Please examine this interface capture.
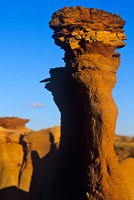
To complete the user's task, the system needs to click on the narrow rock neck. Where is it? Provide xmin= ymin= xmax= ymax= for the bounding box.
xmin=47 ymin=63 xmax=122 ymax=199
xmin=43 ymin=6 xmax=131 ymax=200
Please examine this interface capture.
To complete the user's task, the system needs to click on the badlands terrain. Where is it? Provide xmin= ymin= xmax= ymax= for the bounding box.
xmin=1 ymin=5 xmax=133 ymax=200
xmin=0 ymin=117 xmax=134 ymax=200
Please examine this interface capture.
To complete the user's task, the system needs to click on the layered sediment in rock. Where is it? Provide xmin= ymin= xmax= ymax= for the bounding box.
xmin=0 ymin=117 xmax=29 ymax=130
xmin=42 ymin=6 xmax=131 ymax=200
xmin=0 ymin=117 xmax=60 ymax=195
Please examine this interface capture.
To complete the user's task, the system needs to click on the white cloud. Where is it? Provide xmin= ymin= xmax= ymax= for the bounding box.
xmin=28 ymin=102 xmax=44 ymax=108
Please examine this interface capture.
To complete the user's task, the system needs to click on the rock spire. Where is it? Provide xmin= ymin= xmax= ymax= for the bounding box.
xmin=42 ymin=6 xmax=130 ymax=200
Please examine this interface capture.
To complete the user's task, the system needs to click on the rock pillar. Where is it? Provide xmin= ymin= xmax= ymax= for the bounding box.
xmin=42 ymin=6 xmax=130 ymax=200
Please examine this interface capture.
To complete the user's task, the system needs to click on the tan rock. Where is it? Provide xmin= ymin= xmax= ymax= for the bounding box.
xmin=0 ymin=127 xmax=32 ymax=192
xmin=41 ymin=6 xmax=131 ymax=200
xmin=0 ymin=143 xmax=23 ymax=189
xmin=0 ymin=125 xmax=60 ymax=192
xmin=0 ymin=117 xmax=30 ymax=130
xmin=25 ymin=126 xmax=60 ymax=158
xmin=0 ymin=121 xmax=133 ymax=198
xmin=120 ymin=158 xmax=134 ymax=200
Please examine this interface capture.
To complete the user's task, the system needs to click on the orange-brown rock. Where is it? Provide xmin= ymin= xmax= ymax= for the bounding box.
xmin=42 ymin=6 xmax=131 ymax=200
xmin=0 ymin=125 xmax=60 ymax=195
xmin=0 ymin=117 xmax=29 ymax=130
xmin=120 ymin=158 xmax=134 ymax=200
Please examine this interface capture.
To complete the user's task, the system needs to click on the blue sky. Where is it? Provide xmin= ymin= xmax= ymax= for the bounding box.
xmin=0 ymin=0 xmax=134 ymax=136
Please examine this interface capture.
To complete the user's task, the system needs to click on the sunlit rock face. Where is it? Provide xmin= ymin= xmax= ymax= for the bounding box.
xmin=0 ymin=117 xmax=32 ymax=192
xmin=0 ymin=117 xmax=60 ymax=196
xmin=0 ymin=117 xmax=30 ymax=130
xmin=43 ymin=6 xmax=131 ymax=200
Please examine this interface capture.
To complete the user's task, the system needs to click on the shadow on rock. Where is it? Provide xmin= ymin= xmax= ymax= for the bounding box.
xmin=28 ymin=132 xmax=58 ymax=200
xmin=0 ymin=186 xmax=28 ymax=200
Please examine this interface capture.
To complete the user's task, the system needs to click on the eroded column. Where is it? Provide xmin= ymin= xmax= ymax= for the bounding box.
xmin=42 ymin=6 xmax=130 ymax=200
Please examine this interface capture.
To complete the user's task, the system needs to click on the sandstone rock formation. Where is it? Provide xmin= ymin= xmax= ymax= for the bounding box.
xmin=120 ymin=158 xmax=134 ymax=200
xmin=0 ymin=117 xmax=32 ymax=192
xmin=0 ymin=117 xmax=29 ymax=130
xmin=0 ymin=117 xmax=60 ymax=196
xmin=0 ymin=118 xmax=134 ymax=199
xmin=42 ymin=6 xmax=131 ymax=200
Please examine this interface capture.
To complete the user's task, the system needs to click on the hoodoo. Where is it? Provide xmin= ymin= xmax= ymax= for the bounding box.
xmin=42 ymin=6 xmax=130 ymax=200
